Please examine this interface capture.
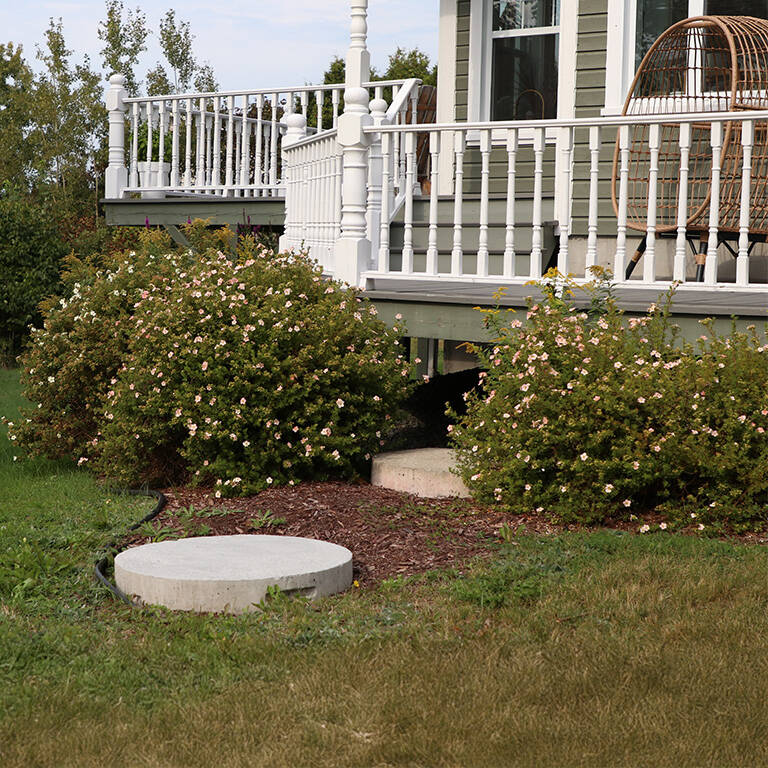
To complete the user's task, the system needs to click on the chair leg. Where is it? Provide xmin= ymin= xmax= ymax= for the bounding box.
xmin=695 ymin=239 xmax=707 ymax=282
xmin=625 ymin=236 xmax=647 ymax=279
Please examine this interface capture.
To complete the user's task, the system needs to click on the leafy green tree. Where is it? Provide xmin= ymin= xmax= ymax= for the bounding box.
xmin=145 ymin=62 xmax=173 ymax=96
xmin=31 ymin=19 xmax=105 ymax=204
xmin=382 ymin=47 xmax=436 ymax=86
xmin=0 ymin=43 xmax=34 ymax=189
xmin=194 ymin=62 xmax=218 ymax=93
xmin=97 ymin=0 xmax=149 ymax=97
xmin=158 ymin=10 xmax=196 ymax=92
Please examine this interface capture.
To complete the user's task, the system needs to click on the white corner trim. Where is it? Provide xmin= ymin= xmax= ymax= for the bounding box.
xmin=557 ymin=0 xmax=578 ymax=120
xmin=467 ymin=0 xmax=487 ymax=122
xmin=605 ymin=0 xmax=633 ymax=113
xmin=437 ymin=0 xmax=458 ymax=124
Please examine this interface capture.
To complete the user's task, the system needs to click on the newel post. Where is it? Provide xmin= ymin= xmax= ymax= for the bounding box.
xmin=333 ymin=0 xmax=372 ymax=287
xmin=278 ymin=113 xmax=308 ymax=253
xmin=105 ymin=74 xmax=128 ymax=199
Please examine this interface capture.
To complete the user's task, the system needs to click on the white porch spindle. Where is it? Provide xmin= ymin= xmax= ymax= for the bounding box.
xmin=254 ymin=95 xmax=264 ymax=194
xmin=531 ymin=127 xmax=545 ymax=278
xmin=379 ymin=132 xmax=392 ymax=272
xmin=366 ymin=97 xmax=387 ymax=263
xmin=225 ymin=95 xmax=235 ymax=192
xmin=212 ymin=97 xmax=221 ymax=191
xmin=737 ymin=119 xmax=754 ymax=286
xmin=205 ymin=114 xmax=212 ymax=186
xmin=269 ymin=92 xmax=279 ymax=195
xmin=157 ymin=102 xmax=166 ymax=189
xmin=674 ymin=123 xmax=691 ymax=281
xmin=332 ymin=89 xmax=340 ymax=127
xmin=241 ymin=96 xmax=251 ymax=191
xmin=146 ymin=102 xmax=153 ymax=165
xmin=401 ymin=131 xmax=416 ymax=273
xmin=426 ymin=130 xmax=441 ymax=275
xmin=503 ymin=128 xmax=518 ymax=276
xmin=586 ymin=125 xmax=600 ymax=269
xmin=614 ymin=124 xmax=630 ymax=279
xmin=557 ymin=126 xmax=573 ymax=274
xmin=130 ymin=102 xmax=139 ymax=188
xmin=451 ymin=130 xmax=465 ymax=275
xmin=477 ymin=128 xmax=491 ymax=276
xmin=643 ymin=123 xmax=661 ymax=283
xmin=315 ymin=90 xmax=323 ymax=131
xmin=184 ymin=98 xmax=193 ymax=187
xmin=105 ymin=74 xmax=128 ymax=198
xmin=171 ymin=99 xmax=180 ymax=186
xmin=705 ymin=121 xmax=723 ymax=284
xmin=196 ymin=98 xmax=206 ymax=190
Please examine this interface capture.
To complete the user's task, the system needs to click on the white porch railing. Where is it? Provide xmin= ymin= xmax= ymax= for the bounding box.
xmin=360 ymin=110 xmax=768 ymax=292
xmin=104 ymin=75 xmax=420 ymax=199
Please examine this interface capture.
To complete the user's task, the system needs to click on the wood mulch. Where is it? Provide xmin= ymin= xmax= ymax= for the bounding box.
xmin=124 ymin=480 xmax=768 ymax=587
xmin=124 ymin=481 xmax=560 ymax=586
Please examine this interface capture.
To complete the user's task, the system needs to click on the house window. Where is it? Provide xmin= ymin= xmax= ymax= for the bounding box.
xmin=636 ymin=0 xmax=768 ymax=70
xmin=490 ymin=1 xmax=561 ymax=120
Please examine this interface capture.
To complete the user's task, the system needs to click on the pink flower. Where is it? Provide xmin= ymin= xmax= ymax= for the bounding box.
xmin=201 ymin=361 xmax=208 ymax=371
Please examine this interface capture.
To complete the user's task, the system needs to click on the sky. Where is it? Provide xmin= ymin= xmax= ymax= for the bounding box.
xmin=0 ymin=0 xmax=438 ymax=90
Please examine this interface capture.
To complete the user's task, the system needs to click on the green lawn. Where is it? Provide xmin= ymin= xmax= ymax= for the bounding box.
xmin=3 ymin=366 xmax=768 ymax=767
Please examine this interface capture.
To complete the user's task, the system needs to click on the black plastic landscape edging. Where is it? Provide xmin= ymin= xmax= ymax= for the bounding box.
xmin=94 ymin=489 xmax=167 ymax=605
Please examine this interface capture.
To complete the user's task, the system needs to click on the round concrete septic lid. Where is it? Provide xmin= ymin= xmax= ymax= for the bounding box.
xmin=114 ymin=535 xmax=353 ymax=613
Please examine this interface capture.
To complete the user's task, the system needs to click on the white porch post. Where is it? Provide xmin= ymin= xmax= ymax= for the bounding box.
xmin=105 ymin=74 xmax=128 ymax=199
xmin=278 ymin=113 xmax=308 ymax=253
xmin=333 ymin=0 xmax=372 ymax=287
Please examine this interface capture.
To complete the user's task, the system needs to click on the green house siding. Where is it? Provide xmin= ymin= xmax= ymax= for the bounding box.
xmin=455 ymin=0 xmax=470 ymax=122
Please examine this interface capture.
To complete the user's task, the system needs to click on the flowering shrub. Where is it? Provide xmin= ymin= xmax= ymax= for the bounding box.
xmin=450 ymin=274 xmax=768 ymax=531
xmin=9 ymin=231 xmax=410 ymax=494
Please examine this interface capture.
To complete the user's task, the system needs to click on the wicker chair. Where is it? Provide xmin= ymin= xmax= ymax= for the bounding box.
xmin=611 ymin=15 xmax=768 ymax=280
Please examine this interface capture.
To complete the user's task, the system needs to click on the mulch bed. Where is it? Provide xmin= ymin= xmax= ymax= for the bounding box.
xmin=124 ymin=480 xmax=768 ymax=587
xmin=124 ymin=481 xmax=560 ymax=586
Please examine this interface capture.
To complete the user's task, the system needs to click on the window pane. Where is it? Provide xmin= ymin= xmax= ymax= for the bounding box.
xmin=491 ymin=34 xmax=559 ymax=120
xmin=493 ymin=0 xmax=560 ymax=31
xmin=635 ymin=0 xmax=688 ymax=71
xmin=705 ymin=0 xmax=767 ymax=16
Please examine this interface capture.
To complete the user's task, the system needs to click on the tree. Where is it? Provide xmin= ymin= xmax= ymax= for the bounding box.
xmin=382 ymin=47 xmax=436 ymax=87
xmin=97 ymin=0 xmax=149 ymax=97
xmin=194 ymin=62 xmax=218 ymax=93
xmin=31 ymin=19 xmax=105 ymax=204
xmin=0 ymin=43 xmax=34 ymax=188
xmin=145 ymin=62 xmax=173 ymax=96
xmin=158 ymin=10 xmax=196 ymax=92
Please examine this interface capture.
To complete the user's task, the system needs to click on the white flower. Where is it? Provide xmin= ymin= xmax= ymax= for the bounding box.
xmin=266 ymin=477 xmax=273 ymax=484
xmin=336 ymin=398 xmax=345 ymax=408
xmin=659 ymin=522 xmax=668 ymax=530
xmin=623 ymin=499 xmax=632 ymax=507
xmin=580 ymin=452 xmax=588 ymax=461
xmin=639 ymin=524 xmax=650 ymax=533
xmin=604 ymin=484 xmax=614 ymax=493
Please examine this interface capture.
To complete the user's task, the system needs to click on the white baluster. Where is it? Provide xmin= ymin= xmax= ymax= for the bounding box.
xmin=503 ymin=128 xmax=518 ymax=277
xmin=212 ymin=97 xmax=221 ymax=192
xmin=557 ymin=126 xmax=573 ymax=275
xmin=426 ymin=130 xmax=440 ymax=275
xmin=705 ymin=121 xmax=723 ymax=284
xmin=241 ymin=95 xmax=251 ymax=193
xmin=157 ymin=101 xmax=166 ymax=189
xmin=254 ymin=95 xmax=264 ymax=195
xmin=184 ymin=97 xmax=192 ymax=187
xmin=130 ymin=101 xmax=139 ymax=188
xmin=170 ymin=99 xmax=180 ymax=187
xmin=205 ymin=113 xmax=212 ymax=186
xmin=269 ymin=92 xmax=279 ymax=195
xmin=674 ymin=123 xmax=691 ymax=282
xmin=643 ymin=123 xmax=661 ymax=283
xmin=145 ymin=102 xmax=153 ymax=171
xmin=225 ymin=95 xmax=235 ymax=194
xmin=332 ymin=89 xmax=340 ymax=128
xmin=451 ymin=130 xmax=465 ymax=276
xmin=379 ymin=132 xmax=392 ymax=272
xmin=737 ymin=119 xmax=754 ymax=286
xmin=531 ymin=128 xmax=545 ymax=278
xmin=196 ymin=98 xmax=205 ymax=190
xmin=300 ymin=90 xmax=308 ymax=120
xmin=235 ymin=120 xmax=242 ymax=197
xmin=586 ymin=125 xmax=600 ymax=270
xmin=315 ymin=90 xmax=323 ymax=132
xmin=614 ymin=124 xmax=630 ymax=280
xmin=105 ymin=74 xmax=128 ymax=198
xmin=477 ymin=129 xmax=491 ymax=276
xmin=367 ymin=98 xmax=387 ymax=263
xmin=401 ymin=131 xmax=416 ymax=273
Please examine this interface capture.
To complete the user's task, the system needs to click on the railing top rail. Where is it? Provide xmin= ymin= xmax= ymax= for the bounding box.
xmin=123 ymin=79 xmax=415 ymax=104
xmin=384 ymin=78 xmax=422 ymax=121
xmin=365 ymin=109 xmax=768 ymax=134
xmin=283 ymin=128 xmax=339 ymax=152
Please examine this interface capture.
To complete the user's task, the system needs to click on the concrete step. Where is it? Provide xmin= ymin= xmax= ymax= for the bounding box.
xmin=371 ymin=448 xmax=470 ymax=498
xmin=115 ymin=535 xmax=353 ymax=613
